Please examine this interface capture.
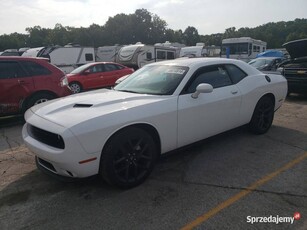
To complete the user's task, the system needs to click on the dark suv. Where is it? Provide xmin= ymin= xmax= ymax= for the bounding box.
xmin=279 ymin=39 xmax=307 ymax=95
xmin=0 ymin=56 xmax=71 ymax=116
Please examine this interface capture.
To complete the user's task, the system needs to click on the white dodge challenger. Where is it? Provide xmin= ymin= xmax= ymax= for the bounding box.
xmin=22 ymin=58 xmax=287 ymax=188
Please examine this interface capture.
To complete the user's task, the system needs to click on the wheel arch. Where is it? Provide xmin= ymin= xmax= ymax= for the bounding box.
xmin=22 ymin=90 xmax=58 ymax=111
xmin=101 ymin=123 xmax=162 ymax=157
xmin=69 ymin=80 xmax=82 ymax=85
xmin=248 ymin=92 xmax=276 ymax=134
xmin=260 ymin=93 xmax=275 ymax=108
xmin=250 ymin=93 xmax=275 ymax=114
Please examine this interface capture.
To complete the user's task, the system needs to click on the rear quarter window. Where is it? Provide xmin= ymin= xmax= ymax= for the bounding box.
xmin=0 ymin=61 xmax=26 ymax=79
xmin=22 ymin=61 xmax=52 ymax=76
xmin=225 ymin=64 xmax=247 ymax=84
xmin=105 ymin=64 xmax=121 ymax=71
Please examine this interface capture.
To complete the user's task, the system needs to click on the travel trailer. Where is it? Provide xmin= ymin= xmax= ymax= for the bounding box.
xmin=179 ymin=43 xmax=207 ymax=57
xmin=95 ymin=45 xmax=122 ymax=62
xmin=116 ymin=42 xmax=180 ymax=69
xmin=22 ymin=45 xmax=95 ymax=73
xmin=221 ymin=37 xmax=267 ymax=62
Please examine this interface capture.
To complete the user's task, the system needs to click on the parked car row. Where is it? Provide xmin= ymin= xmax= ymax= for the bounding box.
xmin=2 ymin=39 xmax=306 ymax=117
xmin=0 ymin=56 xmax=71 ymax=117
xmin=0 ymin=57 xmax=134 ymax=116
xmin=248 ymin=39 xmax=307 ymax=96
xmin=279 ymin=39 xmax=307 ymax=95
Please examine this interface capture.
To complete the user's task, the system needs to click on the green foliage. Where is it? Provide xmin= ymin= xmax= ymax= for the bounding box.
xmin=207 ymin=18 xmax=307 ymax=48
xmin=0 ymin=9 xmax=306 ymax=51
xmin=183 ymin=26 xmax=200 ymax=46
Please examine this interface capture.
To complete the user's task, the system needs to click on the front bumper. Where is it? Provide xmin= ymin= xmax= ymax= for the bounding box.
xmin=286 ymin=78 xmax=307 ymax=94
xmin=35 ymin=156 xmax=79 ymax=182
xmin=22 ymin=110 xmax=101 ymax=178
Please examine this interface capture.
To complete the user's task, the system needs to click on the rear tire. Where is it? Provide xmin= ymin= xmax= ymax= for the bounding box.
xmin=249 ymin=96 xmax=274 ymax=134
xmin=100 ymin=127 xmax=158 ymax=189
xmin=26 ymin=93 xmax=55 ymax=110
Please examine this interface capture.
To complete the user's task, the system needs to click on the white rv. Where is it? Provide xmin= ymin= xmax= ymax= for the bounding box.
xmin=95 ymin=45 xmax=122 ymax=62
xmin=221 ymin=37 xmax=267 ymax=62
xmin=116 ymin=42 xmax=180 ymax=69
xmin=22 ymin=46 xmax=95 ymax=73
xmin=179 ymin=43 xmax=207 ymax=57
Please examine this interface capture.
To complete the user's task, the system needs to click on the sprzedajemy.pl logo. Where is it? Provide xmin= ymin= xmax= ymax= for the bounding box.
xmin=247 ymin=212 xmax=301 ymax=225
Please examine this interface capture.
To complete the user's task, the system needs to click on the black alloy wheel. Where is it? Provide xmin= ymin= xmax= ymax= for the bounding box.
xmin=249 ymin=96 xmax=275 ymax=134
xmin=100 ymin=127 xmax=158 ymax=188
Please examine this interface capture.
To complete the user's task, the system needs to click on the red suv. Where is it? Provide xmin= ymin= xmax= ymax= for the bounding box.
xmin=0 ymin=56 xmax=71 ymax=116
xmin=67 ymin=62 xmax=134 ymax=93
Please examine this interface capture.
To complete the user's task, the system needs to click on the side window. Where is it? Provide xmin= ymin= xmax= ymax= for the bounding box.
xmin=225 ymin=64 xmax=247 ymax=84
xmin=114 ymin=64 xmax=124 ymax=70
xmin=22 ymin=61 xmax=51 ymax=76
xmin=85 ymin=53 xmax=94 ymax=61
xmin=146 ymin=52 xmax=152 ymax=60
xmin=89 ymin=64 xmax=104 ymax=73
xmin=157 ymin=51 xmax=166 ymax=59
xmin=167 ymin=51 xmax=175 ymax=60
xmin=186 ymin=65 xmax=232 ymax=93
xmin=105 ymin=64 xmax=119 ymax=71
xmin=0 ymin=61 xmax=26 ymax=79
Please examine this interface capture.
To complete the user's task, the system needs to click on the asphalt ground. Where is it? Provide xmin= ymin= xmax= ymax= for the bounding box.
xmin=0 ymin=95 xmax=306 ymax=230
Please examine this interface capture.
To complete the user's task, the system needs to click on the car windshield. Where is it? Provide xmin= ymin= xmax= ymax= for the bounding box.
xmin=70 ymin=63 xmax=92 ymax=74
xmin=249 ymin=58 xmax=273 ymax=69
xmin=114 ymin=65 xmax=188 ymax=95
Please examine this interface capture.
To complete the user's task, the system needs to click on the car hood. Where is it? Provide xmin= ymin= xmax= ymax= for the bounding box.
xmin=29 ymin=89 xmax=169 ymax=128
xmin=283 ymin=39 xmax=307 ymax=59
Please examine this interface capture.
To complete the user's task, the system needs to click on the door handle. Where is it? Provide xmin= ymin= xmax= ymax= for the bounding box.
xmin=231 ymin=90 xmax=238 ymax=94
xmin=100 ymin=76 xmax=104 ymax=78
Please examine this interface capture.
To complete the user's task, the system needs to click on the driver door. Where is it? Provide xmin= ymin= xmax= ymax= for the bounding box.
xmin=177 ymin=65 xmax=242 ymax=147
xmin=82 ymin=64 xmax=106 ymax=89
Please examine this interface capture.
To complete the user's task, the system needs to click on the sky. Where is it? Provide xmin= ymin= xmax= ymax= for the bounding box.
xmin=0 ymin=0 xmax=306 ymax=36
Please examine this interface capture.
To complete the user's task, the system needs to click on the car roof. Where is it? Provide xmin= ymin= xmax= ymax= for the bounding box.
xmin=0 ymin=56 xmax=49 ymax=61
xmin=88 ymin=61 xmax=122 ymax=65
xmin=147 ymin=57 xmax=245 ymax=68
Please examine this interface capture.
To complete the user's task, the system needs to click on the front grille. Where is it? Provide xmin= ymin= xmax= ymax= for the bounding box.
xmin=27 ymin=124 xmax=65 ymax=149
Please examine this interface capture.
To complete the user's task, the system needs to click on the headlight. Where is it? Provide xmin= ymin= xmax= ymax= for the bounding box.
xmin=61 ymin=76 xmax=69 ymax=87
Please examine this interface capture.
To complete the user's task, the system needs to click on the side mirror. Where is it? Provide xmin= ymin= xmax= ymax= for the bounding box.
xmin=191 ymin=83 xmax=213 ymax=99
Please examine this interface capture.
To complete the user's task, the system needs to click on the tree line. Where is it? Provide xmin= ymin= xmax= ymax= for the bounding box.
xmin=0 ymin=9 xmax=306 ymax=51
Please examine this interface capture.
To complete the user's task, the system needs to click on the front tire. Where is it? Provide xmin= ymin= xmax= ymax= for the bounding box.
xmin=249 ymin=96 xmax=275 ymax=134
xmin=69 ymin=82 xmax=82 ymax=94
xmin=100 ymin=127 xmax=158 ymax=189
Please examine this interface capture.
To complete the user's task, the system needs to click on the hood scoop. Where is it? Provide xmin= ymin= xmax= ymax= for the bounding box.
xmin=73 ymin=104 xmax=93 ymax=108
